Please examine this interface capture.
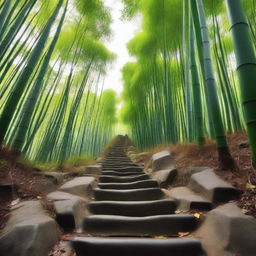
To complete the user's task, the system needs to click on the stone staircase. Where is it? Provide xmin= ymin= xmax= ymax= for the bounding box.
xmin=2 ymin=136 xmax=255 ymax=256
xmin=72 ymin=139 xmax=203 ymax=256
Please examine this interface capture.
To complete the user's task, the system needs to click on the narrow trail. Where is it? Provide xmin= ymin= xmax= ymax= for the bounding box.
xmin=72 ymin=137 xmax=203 ymax=256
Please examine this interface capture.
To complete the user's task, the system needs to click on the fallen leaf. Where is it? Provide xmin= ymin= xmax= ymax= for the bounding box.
xmin=246 ymin=183 xmax=256 ymax=189
xmin=10 ymin=198 xmax=20 ymax=206
xmin=178 ymin=232 xmax=190 ymax=237
xmin=193 ymin=213 xmax=201 ymax=219
xmin=154 ymin=235 xmax=168 ymax=239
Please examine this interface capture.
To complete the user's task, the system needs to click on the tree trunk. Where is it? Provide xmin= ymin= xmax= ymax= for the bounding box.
xmin=226 ymin=0 xmax=256 ymax=175
xmin=191 ymin=0 xmax=235 ymax=170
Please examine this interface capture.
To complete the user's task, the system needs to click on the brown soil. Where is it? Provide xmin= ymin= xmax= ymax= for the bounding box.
xmin=0 ymin=149 xmax=58 ymax=233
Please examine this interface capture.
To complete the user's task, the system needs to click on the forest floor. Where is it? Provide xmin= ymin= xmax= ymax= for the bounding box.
xmin=0 ymin=132 xmax=255 ymax=235
xmin=138 ymin=132 xmax=256 ymax=217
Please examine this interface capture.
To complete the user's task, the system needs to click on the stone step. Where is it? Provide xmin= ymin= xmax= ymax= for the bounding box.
xmin=102 ymin=169 xmax=143 ymax=174
xmin=99 ymin=174 xmax=149 ymax=183
xmin=93 ymin=188 xmax=163 ymax=201
xmin=104 ymin=157 xmax=130 ymax=160
xmin=103 ymin=163 xmax=139 ymax=168
xmin=167 ymin=186 xmax=213 ymax=211
xmin=101 ymin=171 xmax=144 ymax=176
xmin=103 ymin=161 xmax=136 ymax=164
xmin=103 ymin=167 xmax=143 ymax=172
xmin=72 ymin=237 xmax=202 ymax=256
xmin=107 ymin=153 xmax=126 ymax=156
xmin=88 ymin=199 xmax=177 ymax=216
xmin=83 ymin=214 xmax=198 ymax=236
xmin=98 ymin=180 xmax=158 ymax=190
xmin=188 ymin=170 xmax=242 ymax=203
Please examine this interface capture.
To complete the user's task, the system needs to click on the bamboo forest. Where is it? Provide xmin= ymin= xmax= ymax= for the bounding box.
xmin=0 ymin=0 xmax=254 ymax=168
xmin=1 ymin=0 xmax=256 ymax=255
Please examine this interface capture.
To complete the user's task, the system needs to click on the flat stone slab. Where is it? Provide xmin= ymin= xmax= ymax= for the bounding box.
xmin=82 ymin=165 xmax=102 ymax=175
xmin=151 ymin=169 xmax=178 ymax=188
xmin=103 ymin=162 xmax=138 ymax=166
xmin=93 ymin=187 xmax=164 ymax=201
xmin=184 ymin=167 xmax=212 ymax=179
xmin=59 ymin=177 xmax=97 ymax=198
xmin=168 ymin=187 xmax=212 ymax=211
xmin=188 ymin=170 xmax=241 ymax=203
xmin=47 ymin=191 xmax=87 ymax=231
xmin=72 ymin=237 xmax=202 ymax=256
xmin=151 ymin=150 xmax=175 ymax=172
xmin=88 ymin=199 xmax=177 ymax=216
xmin=100 ymin=174 xmax=149 ymax=183
xmin=98 ymin=180 xmax=158 ymax=190
xmin=101 ymin=170 xmax=144 ymax=176
xmin=0 ymin=200 xmax=58 ymax=256
xmin=83 ymin=214 xmax=198 ymax=236
xmin=196 ymin=203 xmax=256 ymax=256
xmin=103 ymin=167 xmax=143 ymax=172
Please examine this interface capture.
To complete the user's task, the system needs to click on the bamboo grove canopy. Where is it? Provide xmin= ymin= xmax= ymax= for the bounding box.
xmin=0 ymin=0 xmax=117 ymax=163
xmin=0 ymin=0 xmax=256 ymax=167
xmin=120 ymin=0 xmax=256 ymax=167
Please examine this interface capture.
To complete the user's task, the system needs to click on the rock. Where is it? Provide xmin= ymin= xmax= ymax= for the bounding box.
xmin=37 ymin=178 xmax=57 ymax=194
xmin=99 ymin=174 xmax=149 ymax=183
xmin=98 ymin=180 xmax=158 ymax=190
xmin=188 ymin=169 xmax=241 ymax=203
xmin=151 ymin=169 xmax=178 ymax=188
xmin=72 ymin=237 xmax=202 ymax=256
xmin=196 ymin=203 xmax=256 ymax=256
xmin=88 ymin=199 xmax=177 ymax=217
xmin=42 ymin=171 xmax=67 ymax=184
xmin=59 ymin=177 xmax=97 ymax=198
xmin=167 ymin=186 xmax=212 ymax=211
xmin=83 ymin=214 xmax=198 ymax=236
xmin=93 ymin=187 xmax=164 ymax=201
xmin=184 ymin=167 xmax=212 ymax=179
xmin=0 ymin=200 xmax=58 ymax=256
xmin=47 ymin=191 xmax=87 ymax=231
xmin=96 ymin=157 xmax=104 ymax=163
xmin=151 ymin=150 xmax=175 ymax=172
xmin=79 ymin=165 xmax=102 ymax=175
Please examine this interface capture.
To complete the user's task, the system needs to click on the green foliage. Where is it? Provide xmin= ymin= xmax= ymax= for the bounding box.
xmin=0 ymin=0 xmax=117 ymax=163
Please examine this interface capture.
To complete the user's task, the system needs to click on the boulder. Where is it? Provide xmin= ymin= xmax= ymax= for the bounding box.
xmin=151 ymin=169 xmax=178 ymax=188
xmin=47 ymin=191 xmax=87 ymax=231
xmin=37 ymin=178 xmax=57 ymax=194
xmin=167 ymin=186 xmax=212 ymax=211
xmin=42 ymin=171 xmax=67 ymax=184
xmin=79 ymin=165 xmax=102 ymax=175
xmin=184 ymin=167 xmax=212 ymax=179
xmin=151 ymin=150 xmax=175 ymax=172
xmin=0 ymin=200 xmax=58 ymax=256
xmin=96 ymin=157 xmax=104 ymax=163
xmin=59 ymin=177 xmax=97 ymax=198
xmin=188 ymin=169 xmax=241 ymax=203
xmin=196 ymin=203 xmax=256 ymax=256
